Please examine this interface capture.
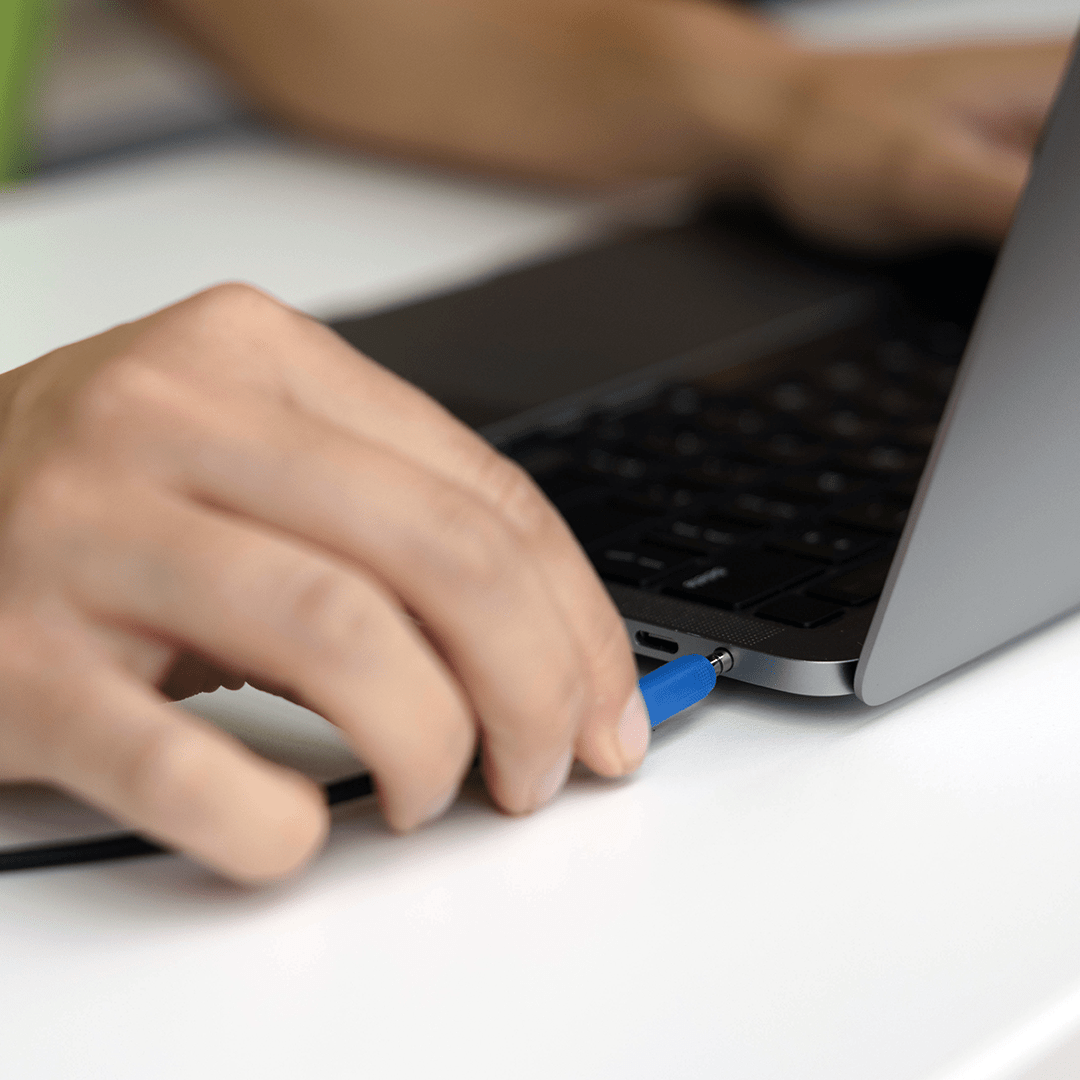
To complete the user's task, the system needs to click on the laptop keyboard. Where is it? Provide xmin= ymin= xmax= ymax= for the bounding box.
xmin=503 ymin=319 xmax=965 ymax=632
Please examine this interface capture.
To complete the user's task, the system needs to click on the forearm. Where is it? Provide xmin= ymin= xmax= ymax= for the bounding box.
xmin=151 ymin=0 xmax=802 ymax=187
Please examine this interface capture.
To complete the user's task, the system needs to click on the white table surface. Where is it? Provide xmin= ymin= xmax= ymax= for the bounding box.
xmin=7 ymin=4 xmax=1080 ymax=1079
xmin=765 ymin=0 xmax=1080 ymax=47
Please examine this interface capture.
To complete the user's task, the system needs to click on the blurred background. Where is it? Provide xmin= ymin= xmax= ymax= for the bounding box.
xmin=32 ymin=0 xmax=1080 ymax=176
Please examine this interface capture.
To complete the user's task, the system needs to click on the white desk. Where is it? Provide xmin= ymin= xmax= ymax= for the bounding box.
xmin=6 ymin=4 xmax=1080 ymax=1079
xmin=764 ymin=0 xmax=1080 ymax=46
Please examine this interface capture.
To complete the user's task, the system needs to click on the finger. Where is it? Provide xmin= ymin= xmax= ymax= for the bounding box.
xmin=454 ymin=451 xmax=648 ymax=777
xmin=87 ymin=282 xmax=641 ymax=790
xmin=894 ymin=125 xmax=1030 ymax=244
xmin=160 ymin=410 xmax=596 ymax=814
xmin=232 ymin=313 xmax=645 ymax=777
xmin=5 ymin=641 xmax=327 ymax=882
xmin=66 ymin=484 xmax=478 ymax=831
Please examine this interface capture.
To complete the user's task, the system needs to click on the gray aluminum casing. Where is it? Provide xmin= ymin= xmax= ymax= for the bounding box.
xmin=855 ymin=42 xmax=1080 ymax=705
xmin=333 ymin=64 xmax=1080 ymax=704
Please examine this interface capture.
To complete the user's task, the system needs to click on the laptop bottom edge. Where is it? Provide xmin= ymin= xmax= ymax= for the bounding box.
xmin=611 ymin=583 xmax=865 ymax=697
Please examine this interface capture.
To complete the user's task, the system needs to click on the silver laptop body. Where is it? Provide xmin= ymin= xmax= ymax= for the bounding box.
xmin=333 ymin=44 xmax=1080 ymax=707
xmin=857 ymin=42 xmax=1080 ymax=704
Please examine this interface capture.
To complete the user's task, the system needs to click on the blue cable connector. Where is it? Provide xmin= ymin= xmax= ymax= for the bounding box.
xmin=638 ymin=648 xmax=733 ymax=727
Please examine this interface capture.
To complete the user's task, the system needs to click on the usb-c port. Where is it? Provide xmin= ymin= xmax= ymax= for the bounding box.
xmin=635 ymin=631 xmax=679 ymax=654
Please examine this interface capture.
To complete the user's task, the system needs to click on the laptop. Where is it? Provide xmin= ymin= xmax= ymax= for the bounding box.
xmin=331 ymin=44 xmax=1080 ymax=708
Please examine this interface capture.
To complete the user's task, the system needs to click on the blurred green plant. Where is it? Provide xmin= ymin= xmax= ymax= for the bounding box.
xmin=1 ymin=0 xmax=55 ymax=186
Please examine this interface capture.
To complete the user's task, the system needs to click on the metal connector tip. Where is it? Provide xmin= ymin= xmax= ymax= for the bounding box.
xmin=707 ymin=648 xmax=734 ymax=675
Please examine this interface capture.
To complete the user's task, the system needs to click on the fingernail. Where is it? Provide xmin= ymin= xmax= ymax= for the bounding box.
xmin=530 ymin=749 xmax=573 ymax=812
xmin=617 ymin=688 xmax=651 ymax=771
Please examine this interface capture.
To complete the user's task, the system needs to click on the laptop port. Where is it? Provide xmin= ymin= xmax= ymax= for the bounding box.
xmin=635 ymin=631 xmax=679 ymax=654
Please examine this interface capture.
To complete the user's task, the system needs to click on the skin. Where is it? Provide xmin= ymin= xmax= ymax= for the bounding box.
xmin=150 ymin=0 xmax=1072 ymax=249
xmin=0 ymin=285 xmax=649 ymax=882
xmin=2 ymin=3 xmax=1070 ymax=883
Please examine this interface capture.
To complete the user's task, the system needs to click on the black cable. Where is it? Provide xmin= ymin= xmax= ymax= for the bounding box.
xmin=0 ymin=652 xmax=725 ymax=874
xmin=0 ymin=771 xmax=375 ymax=874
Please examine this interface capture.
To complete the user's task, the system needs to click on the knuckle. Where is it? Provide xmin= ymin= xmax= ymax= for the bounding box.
xmin=177 ymin=283 xmax=305 ymax=345
xmin=274 ymin=564 xmax=380 ymax=669
xmin=123 ymin=721 xmax=207 ymax=814
xmin=183 ymin=281 xmax=282 ymax=324
xmin=71 ymin=354 xmax=176 ymax=438
xmin=478 ymin=453 xmax=555 ymax=542
xmin=419 ymin=485 xmax=522 ymax=593
xmin=165 ymin=284 xmax=313 ymax=383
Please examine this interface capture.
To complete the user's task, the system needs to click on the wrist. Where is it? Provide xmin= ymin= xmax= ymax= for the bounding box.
xmin=637 ymin=1 xmax=812 ymax=187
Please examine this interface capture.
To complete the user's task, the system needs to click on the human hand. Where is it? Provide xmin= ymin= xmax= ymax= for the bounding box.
xmin=747 ymin=39 xmax=1072 ymax=250
xmin=153 ymin=0 xmax=1067 ymax=250
xmin=0 ymin=285 xmax=647 ymax=882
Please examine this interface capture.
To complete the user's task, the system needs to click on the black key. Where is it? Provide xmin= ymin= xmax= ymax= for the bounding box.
xmin=816 ymin=358 xmax=870 ymax=394
xmin=589 ymin=417 xmax=634 ymax=445
xmin=695 ymin=516 xmax=766 ymax=547
xmin=591 ymin=543 xmax=694 ymax=587
xmin=666 ymin=551 xmax=821 ymax=609
xmin=681 ymin=458 xmax=772 ymax=491
xmin=755 ymin=595 xmax=845 ymax=628
xmin=649 ymin=515 xmax=764 ymax=554
xmin=839 ymin=444 xmax=927 ymax=477
xmin=700 ymin=402 xmax=781 ymax=439
xmin=859 ymin=384 xmax=939 ymax=423
xmin=741 ymin=432 xmax=830 ymax=468
xmin=808 ymin=408 xmax=887 ymax=445
xmin=618 ymin=483 xmax=700 ymax=513
xmin=583 ymin=447 xmax=652 ymax=481
xmin=759 ymin=379 xmax=821 ymax=415
xmin=625 ymin=468 xmax=754 ymax=512
xmin=831 ymin=499 xmax=909 ymax=535
xmin=809 ymin=557 xmax=893 ymax=605
xmin=562 ymin=502 xmax=655 ymax=545
xmin=777 ymin=470 xmax=872 ymax=501
xmin=633 ymin=427 xmax=713 ymax=459
xmin=578 ymin=419 xmax=635 ymax=448
xmin=769 ymin=526 xmax=880 ymax=564
xmin=874 ymin=340 xmax=924 ymax=378
xmin=646 ymin=531 xmax=714 ymax=556
xmin=725 ymin=490 xmax=816 ymax=525
xmin=537 ymin=468 xmax=604 ymax=504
